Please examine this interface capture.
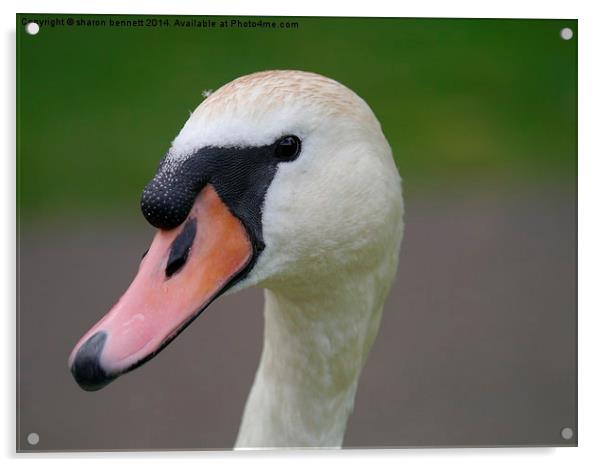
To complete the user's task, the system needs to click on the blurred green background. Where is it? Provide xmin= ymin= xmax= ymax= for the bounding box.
xmin=17 ymin=15 xmax=576 ymax=219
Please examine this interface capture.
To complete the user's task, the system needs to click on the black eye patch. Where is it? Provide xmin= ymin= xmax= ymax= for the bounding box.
xmin=165 ymin=218 xmax=197 ymax=278
xmin=141 ymin=136 xmax=303 ymax=235
xmin=142 ymin=135 xmax=303 ymax=287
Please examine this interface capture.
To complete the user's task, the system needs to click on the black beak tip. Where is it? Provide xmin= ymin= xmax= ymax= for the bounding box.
xmin=70 ymin=331 xmax=116 ymax=391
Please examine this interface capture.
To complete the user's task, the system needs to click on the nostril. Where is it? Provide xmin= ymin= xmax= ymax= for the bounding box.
xmin=166 ymin=218 xmax=197 ymax=278
xmin=70 ymin=331 xmax=115 ymax=391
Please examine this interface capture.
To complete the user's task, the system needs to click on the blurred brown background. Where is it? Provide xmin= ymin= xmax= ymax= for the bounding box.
xmin=17 ymin=15 xmax=576 ymax=450
xmin=18 ymin=184 xmax=576 ymax=450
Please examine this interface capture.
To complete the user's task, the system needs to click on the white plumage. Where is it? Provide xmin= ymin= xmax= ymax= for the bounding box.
xmin=171 ymin=70 xmax=404 ymax=448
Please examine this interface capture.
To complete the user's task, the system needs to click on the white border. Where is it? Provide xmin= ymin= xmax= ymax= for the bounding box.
xmin=3 ymin=1 xmax=600 ymax=466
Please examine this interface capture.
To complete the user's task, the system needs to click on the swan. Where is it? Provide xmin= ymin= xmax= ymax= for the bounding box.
xmin=68 ymin=70 xmax=404 ymax=449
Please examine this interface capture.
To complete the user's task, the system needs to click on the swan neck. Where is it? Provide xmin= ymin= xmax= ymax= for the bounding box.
xmin=235 ymin=277 xmax=384 ymax=448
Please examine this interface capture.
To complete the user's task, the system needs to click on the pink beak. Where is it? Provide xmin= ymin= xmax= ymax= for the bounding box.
xmin=68 ymin=185 xmax=252 ymax=390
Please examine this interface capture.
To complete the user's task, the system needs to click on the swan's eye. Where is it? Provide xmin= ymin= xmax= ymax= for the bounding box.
xmin=275 ymin=135 xmax=301 ymax=161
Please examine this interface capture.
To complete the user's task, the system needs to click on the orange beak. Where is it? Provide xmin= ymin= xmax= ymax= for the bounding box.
xmin=68 ymin=185 xmax=252 ymax=390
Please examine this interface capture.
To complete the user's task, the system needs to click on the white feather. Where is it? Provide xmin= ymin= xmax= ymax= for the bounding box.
xmin=169 ymin=71 xmax=404 ymax=448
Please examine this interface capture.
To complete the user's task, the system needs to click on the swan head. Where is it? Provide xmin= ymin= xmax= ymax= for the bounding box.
xmin=69 ymin=70 xmax=404 ymax=391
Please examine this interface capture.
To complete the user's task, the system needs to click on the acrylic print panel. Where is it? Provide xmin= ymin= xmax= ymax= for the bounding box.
xmin=16 ymin=14 xmax=577 ymax=451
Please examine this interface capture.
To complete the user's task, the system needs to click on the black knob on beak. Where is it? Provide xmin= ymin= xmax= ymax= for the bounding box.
xmin=140 ymin=156 xmax=208 ymax=230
